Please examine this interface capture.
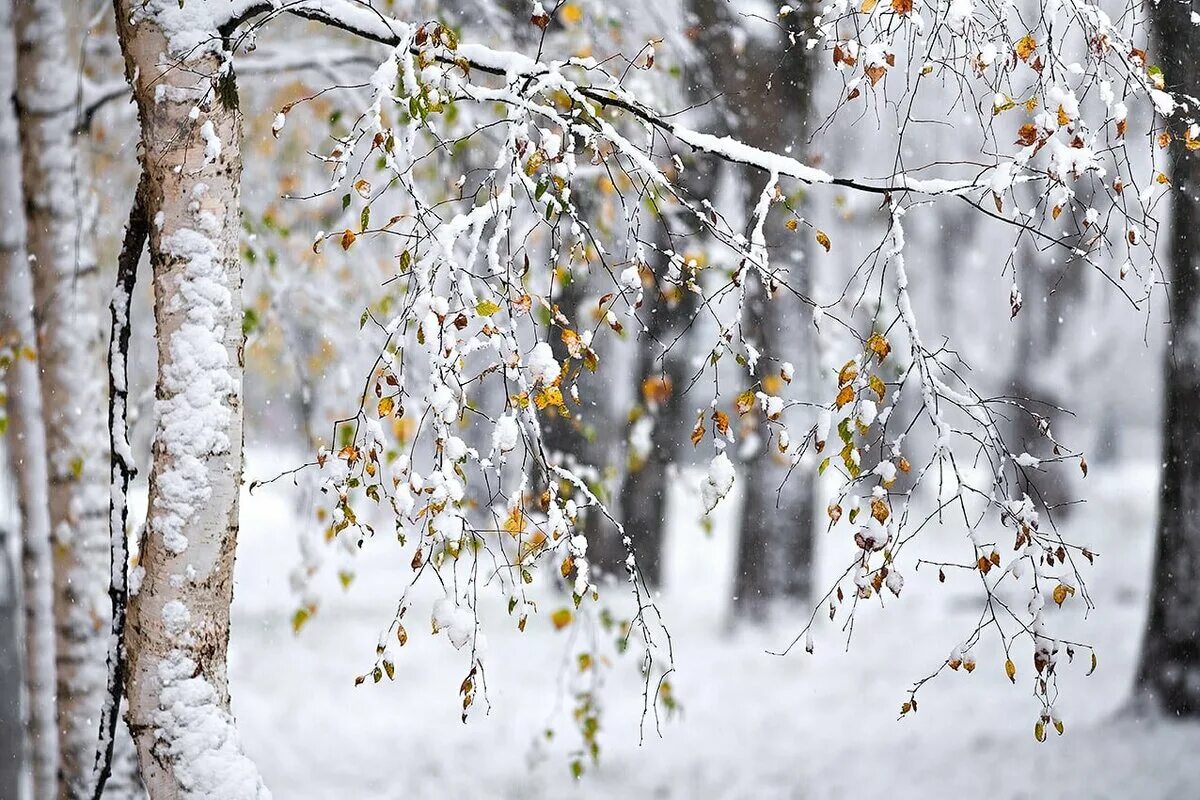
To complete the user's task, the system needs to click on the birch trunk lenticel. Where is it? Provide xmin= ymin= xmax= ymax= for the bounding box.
xmin=112 ymin=3 xmax=269 ymax=797
xmin=1 ymin=0 xmax=58 ymax=789
xmin=12 ymin=1 xmax=117 ymax=795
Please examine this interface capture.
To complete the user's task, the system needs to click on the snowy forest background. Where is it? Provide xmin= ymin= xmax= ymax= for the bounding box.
xmin=1 ymin=0 xmax=1199 ymax=797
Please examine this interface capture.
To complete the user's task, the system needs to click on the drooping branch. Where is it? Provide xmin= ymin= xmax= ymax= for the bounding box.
xmin=226 ymin=0 xmax=988 ymax=198
xmin=91 ymin=170 xmax=148 ymax=800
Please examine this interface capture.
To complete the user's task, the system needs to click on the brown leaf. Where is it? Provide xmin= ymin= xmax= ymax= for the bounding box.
xmin=1016 ymin=123 xmax=1039 ymax=147
xmin=642 ymin=375 xmax=673 ymax=406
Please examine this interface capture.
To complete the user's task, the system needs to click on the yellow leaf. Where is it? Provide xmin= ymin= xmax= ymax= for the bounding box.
xmin=561 ymin=2 xmax=584 ymax=24
xmin=815 ymin=229 xmax=831 ymax=252
xmin=1015 ymin=34 xmax=1037 ymax=61
xmin=503 ymin=507 xmax=525 ymax=536
xmin=866 ymin=331 xmax=891 ymax=362
xmin=835 ymin=385 xmax=855 ymax=409
xmin=475 ymin=299 xmax=501 ymax=316
xmin=550 ymin=608 xmax=573 ymax=630
xmin=378 ymin=396 xmax=394 ymax=417
xmin=525 ymin=151 xmax=545 ymax=176
xmin=735 ymin=390 xmax=757 ymax=416
xmin=291 ymin=607 xmax=312 ymax=634
xmin=838 ymin=359 xmax=859 ymax=386
xmin=860 ymin=0 xmax=877 ymax=11
xmin=534 ymin=387 xmax=564 ymax=409
xmin=1005 ymin=658 xmax=1016 ymax=683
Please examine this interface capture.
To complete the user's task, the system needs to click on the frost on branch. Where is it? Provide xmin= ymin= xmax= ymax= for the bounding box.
xmin=238 ymin=0 xmax=1190 ymax=748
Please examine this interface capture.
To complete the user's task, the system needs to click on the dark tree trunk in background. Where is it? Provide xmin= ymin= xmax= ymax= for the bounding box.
xmin=1008 ymin=234 xmax=1085 ymax=518
xmin=613 ymin=156 xmax=720 ymax=587
xmin=686 ymin=0 xmax=818 ymax=614
xmin=1137 ymin=0 xmax=1200 ymax=716
xmin=733 ymin=269 xmax=815 ymax=613
xmin=538 ymin=255 xmax=625 ymax=580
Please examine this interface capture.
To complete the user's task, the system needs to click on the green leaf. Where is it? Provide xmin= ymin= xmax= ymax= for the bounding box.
xmin=475 ymin=299 xmax=501 ymax=317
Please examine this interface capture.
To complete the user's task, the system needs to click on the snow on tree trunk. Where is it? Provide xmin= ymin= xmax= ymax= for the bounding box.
xmin=1 ymin=1 xmax=58 ymax=790
xmin=112 ymin=5 xmax=269 ymax=798
xmin=13 ymin=2 xmax=145 ymax=795
xmin=13 ymin=0 xmax=110 ymax=793
xmin=1137 ymin=0 xmax=1200 ymax=718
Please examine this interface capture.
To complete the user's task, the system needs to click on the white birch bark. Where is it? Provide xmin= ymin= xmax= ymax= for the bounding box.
xmin=1 ymin=1 xmax=59 ymax=793
xmin=13 ymin=2 xmax=145 ymax=796
xmin=112 ymin=4 xmax=269 ymax=798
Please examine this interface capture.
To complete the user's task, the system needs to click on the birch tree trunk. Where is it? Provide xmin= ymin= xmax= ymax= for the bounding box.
xmin=13 ymin=2 xmax=146 ymax=795
xmin=112 ymin=5 xmax=269 ymax=797
xmin=1 ymin=0 xmax=59 ymax=790
xmin=1136 ymin=0 xmax=1200 ymax=717
xmin=13 ymin=2 xmax=114 ymax=795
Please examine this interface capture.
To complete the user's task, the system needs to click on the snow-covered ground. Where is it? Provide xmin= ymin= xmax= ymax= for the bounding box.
xmin=226 ymin=452 xmax=1200 ymax=799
